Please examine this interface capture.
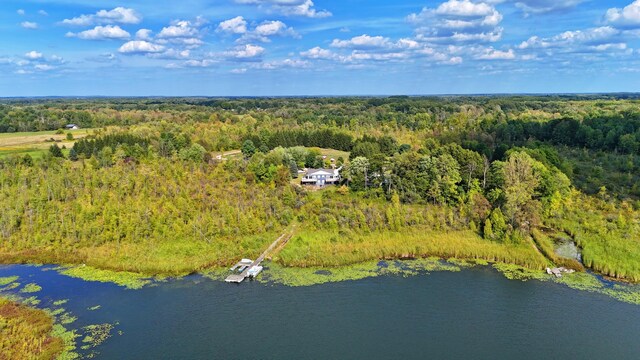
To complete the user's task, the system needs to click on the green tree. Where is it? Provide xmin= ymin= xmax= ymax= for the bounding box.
xmin=241 ymin=140 xmax=256 ymax=159
xmin=49 ymin=144 xmax=64 ymax=158
xmin=488 ymin=208 xmax=508 ymax=241
xmin=68 ymin=148 xmax=78 ymax=161
xmin=348 ymin=156 xmax=370 ymax=191
xmin=502 ymin=152 xmax=540 ymax=229
xmin=97 ymin=146 xmax=114 ymax=168
xmin=20 ymin=154 xmax=33 ymax=167
xmin=419 ymin=154 xmax=462 ymax=205
xmin=179 ymin=143 xmax=207 ymax=162
xmin=483 ymin=218 xmax=494 ymax=239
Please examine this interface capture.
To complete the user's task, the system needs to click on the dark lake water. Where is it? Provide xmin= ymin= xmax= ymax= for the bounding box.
xmin=1 ymin=264 xmax=639 ymax=360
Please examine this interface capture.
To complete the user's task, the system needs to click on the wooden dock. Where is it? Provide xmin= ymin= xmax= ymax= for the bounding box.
xmin=225 ymin=232 xmax=291 ymax=284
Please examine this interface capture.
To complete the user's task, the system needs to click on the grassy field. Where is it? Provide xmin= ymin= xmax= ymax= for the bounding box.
xmin=0 ymin=129 xmax=94 ymax=159
xmin=0 ymin=297 xmax=64 ymax=359
xmin=315 ymin=147 xmax=350 ymax=162
xmin=0 ymin=232 xmax=283 ymax=277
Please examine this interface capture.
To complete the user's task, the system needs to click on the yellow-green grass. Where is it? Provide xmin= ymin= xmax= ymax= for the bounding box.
xmin=314 ymin=147 xmax=350 ymax=161
xmin=0 ymin=129 xmax=93 ymax=159
xmin=0 ymin=147 xmax=48 ymax=159
xmin=0 ymin=297 xmax=64 ymax=360
xmin=0 ymin=232 xmax=281 ymax=278
xmin=275 ymin=228 xmax=548 ymax=269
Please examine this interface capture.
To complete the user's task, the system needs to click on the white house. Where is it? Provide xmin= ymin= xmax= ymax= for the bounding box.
xmin=301 ymin=167 xmax=342 ymax=186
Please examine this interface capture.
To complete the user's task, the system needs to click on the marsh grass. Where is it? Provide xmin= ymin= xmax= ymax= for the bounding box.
xmin=549 ymin=195 xmax=640 ymax=282
xmin=0 ymin=297 xmax=65 ymax=360
xmin=276 ymin=228 xmax=548 ymax=270
xmin=531 ymin=229 xmax=584 ymax=271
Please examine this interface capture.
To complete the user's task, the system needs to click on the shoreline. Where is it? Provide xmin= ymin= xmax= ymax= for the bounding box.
xmin=3 ymin=255 xmax=640 ymax=306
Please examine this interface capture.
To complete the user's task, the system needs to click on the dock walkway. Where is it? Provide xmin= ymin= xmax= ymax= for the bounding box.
xmin=225 ymin=232 xmax=291 ymax=283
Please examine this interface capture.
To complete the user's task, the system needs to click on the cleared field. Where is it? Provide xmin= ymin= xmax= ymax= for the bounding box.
xmin=0 ymin=129 xmax=94 ymax=158
xmin=315 ymin=147 xmax=350 ymax=162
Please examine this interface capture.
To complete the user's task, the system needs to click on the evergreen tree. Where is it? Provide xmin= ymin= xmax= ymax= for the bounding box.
xmin=49 ymin=144 xmax=64 ymax=158
xmin=69 ymin=148 xmax=79 ymax=161
xmin=241 ymin=140 xmax=256 ymax=159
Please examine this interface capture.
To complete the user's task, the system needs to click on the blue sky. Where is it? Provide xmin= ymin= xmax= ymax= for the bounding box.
xmin=1 ymin=0 xmax=640 ymax=96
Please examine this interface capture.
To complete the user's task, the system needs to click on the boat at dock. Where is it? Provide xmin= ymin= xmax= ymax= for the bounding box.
xmin=546 ymin=267 xmax=575 ymax=278
xmin=247 ymin=266 xmax=263 ymax=278
xmin=225 ymin=232 xmax=291 ymax=284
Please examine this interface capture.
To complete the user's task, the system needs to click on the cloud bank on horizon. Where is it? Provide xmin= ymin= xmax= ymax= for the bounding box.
xmin=1 ymin=0 xmax=640 ymax=95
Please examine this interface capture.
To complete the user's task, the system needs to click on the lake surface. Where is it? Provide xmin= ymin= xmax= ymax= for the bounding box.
xmin=1 ymin=264 xmax=639 ymax=360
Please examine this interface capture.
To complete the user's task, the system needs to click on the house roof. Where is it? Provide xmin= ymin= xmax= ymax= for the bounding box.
xmin=306 ymin=168 xmax=341 ymax=176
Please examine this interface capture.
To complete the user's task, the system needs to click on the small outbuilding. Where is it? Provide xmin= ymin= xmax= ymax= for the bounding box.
xmin=65 ymin=124 xmax=80 ymax=130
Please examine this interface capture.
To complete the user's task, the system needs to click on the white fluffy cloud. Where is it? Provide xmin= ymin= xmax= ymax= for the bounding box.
xmin=10 ymin=52 xmax=65 ymax=74
xmin=605 ymin=1 xmax=640 ymax=28
xmin=409 ymin=0 xmax=503 ymax=43
xmin=475 ymin=48 xmax=516 ymax=60
xmin=118 ymin=41 xmax=165 ymax=54
xmin=248 ymin=20 xmax=298 ymax=42
xmin=331 ymin=35 xmax=392 ymax=49
xmin=305 ymin=31 xmax=468 ymax=67
xmin=300 ymin=46 xmax=339 ymax=60
xmin=225 ymin=44 xmax=265 ymax=59
xmin=136 ymin=29 xmax=153 ymax=40
xmin=519 ymin=27 xmax=621 ymax=49
xmin=235 ymin=0 xmax=331 ymax=18
xmin=218 ymin=16 xmax=248 ymax=34
xmin=62 ymin=7 xmax=142 ymax=26
xmin=219 ymin=18 xmax=299 ymax=43
xmin=435 ymin=0 xmax=495 ymax=17
xmin=249 ymin=58 xmax=310 ymax=70
xmin=24 ymin=51 xmax=43 ymax=60
xmin=158 ymin=20 xmax=201 ymax=38
xmin=21 ymin=22 xmax=38 ymax=29
xmin=515 ymin=0 xmax=583 ymax=15
xmin=67 ymin=25 xmax=130 ymax=40
xmin=255 ymin=21 xmax=290 ymax=36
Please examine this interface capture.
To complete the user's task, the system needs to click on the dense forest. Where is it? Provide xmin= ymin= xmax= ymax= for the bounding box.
xmin=0 ymin=96 xmax=639 ymax=281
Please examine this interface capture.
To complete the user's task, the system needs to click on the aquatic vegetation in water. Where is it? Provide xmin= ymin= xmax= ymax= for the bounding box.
xmin=493 ymin=263 xmax=640 ymax=306
xmin=0 ymin=276 xmax=18 ymax=286
xmin=493 ymin=263 xmax=548 ymax=281
xmin=23 ymin=296 xmax=41 ymax=306
xmin=81 ymin=322 xmax=116 ymax=359
xmin=260 ymin=258 xmax=464 ymax=287
xmin=555 ymin=273 xmax=640 ymax=305
xmin=50 ymin=308 xmax=66 ymax=316
xmin=59 ymin=265 xmax=152 ymax=289
xmin=60 ymin=312 xmax=78 ymax=325
xmin=87 ymin=305 xmax=101 ymax=311
xmin=201 ymin=268 xmax=231 ymax=282
xmin=51 ymin=324 xmax=80 ymax=360
xmin=1 ymin=282 xmax=20 ymax=291
xmin=53 ymin=299 xmax=69 ymax=306
xmin=20 ymin=282 xmax=43 ymax=293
